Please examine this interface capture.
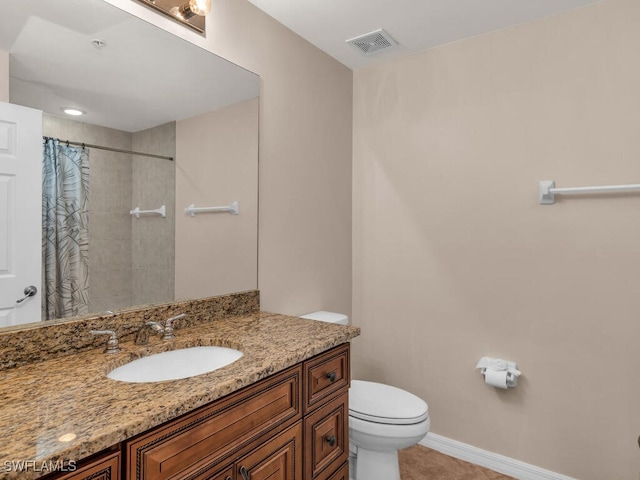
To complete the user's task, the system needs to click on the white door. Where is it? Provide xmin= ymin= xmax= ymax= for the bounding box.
xmin=0 ymin=102 xmax=42 ymax=327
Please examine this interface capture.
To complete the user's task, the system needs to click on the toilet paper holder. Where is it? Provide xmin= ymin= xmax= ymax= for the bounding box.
xmin=476 ymin=357 xmax=521 ymax=389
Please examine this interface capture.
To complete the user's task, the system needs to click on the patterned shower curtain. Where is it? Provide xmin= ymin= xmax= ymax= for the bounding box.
xmin=42 ymin=138 xmax=90 ymax=320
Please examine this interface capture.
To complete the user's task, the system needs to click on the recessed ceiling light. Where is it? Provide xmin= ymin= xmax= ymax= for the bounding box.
xmin=62 ymin=108 xmax=85 ymax=116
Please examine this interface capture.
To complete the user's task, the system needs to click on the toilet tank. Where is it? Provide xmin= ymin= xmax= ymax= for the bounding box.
xmin=300 ymin=311 xmax=349 ymax=325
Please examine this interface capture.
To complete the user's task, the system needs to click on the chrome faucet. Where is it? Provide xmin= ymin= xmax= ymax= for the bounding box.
xmin=134 ymin=314 xmax=186 ymax=344
xmin=134 ymin=321 xmax=164 ymax=345
xmin=91 ymin=330 xmax=120 ymax=354
xmin=162 ymin=313 xmax=186 ymax=340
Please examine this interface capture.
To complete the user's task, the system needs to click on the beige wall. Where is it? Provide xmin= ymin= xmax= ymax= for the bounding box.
xmin=175 ymin=99 xmax=258 ymax=299
xmin=0 ymin=49 xmax=7 ymax=102
xmin=203 ymin=0 xmax=353 ymax=316
xmin=106 ymin=0 xmax=353 ymax=317
xmin=353 ymin=0 xmax=640 ymax=479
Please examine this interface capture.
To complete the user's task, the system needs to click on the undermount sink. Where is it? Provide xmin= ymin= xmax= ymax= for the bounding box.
xmin=107 ymin=346 xmax=243 ymax=383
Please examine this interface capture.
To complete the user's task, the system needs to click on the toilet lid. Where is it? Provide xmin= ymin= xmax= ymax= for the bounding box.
xmin=349 ymin=380 xmax=429 ymax=425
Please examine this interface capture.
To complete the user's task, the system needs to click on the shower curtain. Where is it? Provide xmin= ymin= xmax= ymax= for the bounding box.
xmin=42 ymin=138 xmax=90 ymax=320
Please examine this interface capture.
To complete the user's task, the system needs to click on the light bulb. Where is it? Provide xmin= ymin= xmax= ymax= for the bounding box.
xmin=174 ymin=0 xmax=211 ymax=19
xmin=188 ymin=0 xmax=211 ymax=16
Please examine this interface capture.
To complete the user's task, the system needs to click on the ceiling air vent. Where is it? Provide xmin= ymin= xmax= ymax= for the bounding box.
xmin=346 ymin=29 xmax=398 ymax=56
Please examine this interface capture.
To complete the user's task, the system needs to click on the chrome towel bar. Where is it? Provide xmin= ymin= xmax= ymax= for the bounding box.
xmin=539 ymin=180 xmax=640 ymax=204
xmin=185 ymin=201 xmax=239 ymax=216
xmin=130 ymin=205 xmax=166 ymax=218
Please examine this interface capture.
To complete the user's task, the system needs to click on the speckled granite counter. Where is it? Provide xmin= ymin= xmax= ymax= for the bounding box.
xmin=0 ymin=311 xmax=360 ymax=479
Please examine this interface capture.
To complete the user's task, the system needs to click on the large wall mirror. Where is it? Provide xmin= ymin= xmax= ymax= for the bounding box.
xmin=0 ymin=0 xmax=259 ymax=331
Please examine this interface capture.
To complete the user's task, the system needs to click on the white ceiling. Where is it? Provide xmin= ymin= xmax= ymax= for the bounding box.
xmin=246 ymin=0 xmax=603 ymax=69
xmin=0 ymin=0 xmax=605 ymax=130
xmin=0 ymin=0 xmax=258 ymax=132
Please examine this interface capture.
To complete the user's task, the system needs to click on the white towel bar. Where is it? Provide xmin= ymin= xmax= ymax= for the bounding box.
xmin=539 ymin=181 xmax=640 ymax=204
xmin=130 ymin=205 xmax=166 ymax=218
xmin=185 ymin=201 xmax=239 ymax=217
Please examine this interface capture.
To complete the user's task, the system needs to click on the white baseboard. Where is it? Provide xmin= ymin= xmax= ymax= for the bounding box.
xmin=419 ymin=433 xmax=576 ymax=480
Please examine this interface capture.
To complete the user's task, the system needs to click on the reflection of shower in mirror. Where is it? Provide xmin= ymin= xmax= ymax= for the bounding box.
xmin=0 ymin=0 xmax=259 ymax=329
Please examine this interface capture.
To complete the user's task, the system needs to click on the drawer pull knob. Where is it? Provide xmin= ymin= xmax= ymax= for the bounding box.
xmin=226 ymin=477 xmax=232 ymax=480
xmin=326 ymin=435 xmax=337 ymax=447
xmin=326 ymin=371 xmax=337 ymax=382
xmin=239 ymin=466 xmax=249 ymax=480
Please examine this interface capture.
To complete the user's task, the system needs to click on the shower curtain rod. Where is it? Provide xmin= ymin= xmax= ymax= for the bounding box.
xmin=43 ymin=137 xmax=174 ymax=161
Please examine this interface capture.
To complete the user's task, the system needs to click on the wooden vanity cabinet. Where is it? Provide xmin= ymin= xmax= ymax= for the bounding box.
xmin=42 ymin=344 xmax=351 ymax=480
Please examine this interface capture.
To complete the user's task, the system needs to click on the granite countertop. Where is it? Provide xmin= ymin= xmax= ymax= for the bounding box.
xmin=0 ymin=311 xmax=360 ymax=479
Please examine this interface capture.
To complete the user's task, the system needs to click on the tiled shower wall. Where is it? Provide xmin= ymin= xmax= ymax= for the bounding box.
xmin=42 ymin=115 xmax=175 ymax=315
xmin=131 ymin=123 xmax=175 ymax=306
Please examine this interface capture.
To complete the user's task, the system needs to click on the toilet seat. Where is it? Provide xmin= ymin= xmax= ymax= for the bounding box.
xmin=349 ymin=380 xmax=429 ymax=425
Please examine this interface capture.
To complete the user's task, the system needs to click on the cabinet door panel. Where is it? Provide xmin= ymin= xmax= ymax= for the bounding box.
xmin=304 ymin=393 xmax=348 ymax=479
xmin=49 ymin=451 xmax=120 ymax=480
xmin=324 ymin=462 xmax=348 ymax=480
xmin=236 ymin=423 xmax=302 ymax=480
xmin=126 ymin=366 xmax=301 ymax=480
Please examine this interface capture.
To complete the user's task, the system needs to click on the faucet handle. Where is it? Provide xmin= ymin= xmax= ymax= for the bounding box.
xmin=146 ymin=321 xmax=164 ymax=332
xmin=163 ymin=313 xmax=186 ymax=340
xmin=91 ymin=330 xmax=120 ymax=354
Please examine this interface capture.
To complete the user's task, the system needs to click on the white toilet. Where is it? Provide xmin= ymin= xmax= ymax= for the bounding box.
xmin=300 ymin=311 xmax=430 ymax=480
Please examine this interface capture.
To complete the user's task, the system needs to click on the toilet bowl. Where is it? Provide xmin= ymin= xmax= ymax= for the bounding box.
xmin=348 ymin=379 xmax=430 ymax=480
xmin=300 ymin=311 xmax=430 ymax=480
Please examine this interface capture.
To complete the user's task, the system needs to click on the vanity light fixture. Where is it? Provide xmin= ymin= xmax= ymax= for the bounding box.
xmin=135 ymin=0 xmax=210 ymax=33
xmin=171 ymin=0 xmax=211 ymax=19
xmin=61 ymin=108 xmax=85 ymax=116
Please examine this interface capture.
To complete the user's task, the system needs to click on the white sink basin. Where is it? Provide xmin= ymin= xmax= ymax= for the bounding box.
xmin=108 ymin=346 xmax=243 ymax=383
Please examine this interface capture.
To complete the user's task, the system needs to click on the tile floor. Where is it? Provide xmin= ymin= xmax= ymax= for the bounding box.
xmin=398 ymin=445 xmax=515 ymax=480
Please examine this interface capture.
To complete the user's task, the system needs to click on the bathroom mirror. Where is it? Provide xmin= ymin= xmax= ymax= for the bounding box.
xmin=0 ymin=0 xmax=259 ymax=329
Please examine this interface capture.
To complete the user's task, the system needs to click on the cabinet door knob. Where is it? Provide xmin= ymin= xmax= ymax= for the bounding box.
xmin=326 ymin=371 xmax=337 ymax=382
xmin=239 ymin=465 xmax=249 ymax=480
xmin=325 ymin=435 xmax=337 ymax=447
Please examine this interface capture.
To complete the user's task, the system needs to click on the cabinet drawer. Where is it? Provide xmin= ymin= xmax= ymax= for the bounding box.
xmin=303 ymin=344 xmax=349 ymax=412
xmin=126 ymin=365 xmax=302 ymax=480
xmin=235 ymin=422 xmax=302 ymax=480
xmin=304 ymin=393 xmax=348 ymax=479
xmin=50 ymin=451 xmax=120 ymax=480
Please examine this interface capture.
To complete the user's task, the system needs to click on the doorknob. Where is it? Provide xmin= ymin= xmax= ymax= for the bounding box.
xmin=16 ymin=285 xmax=37 ymax=303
